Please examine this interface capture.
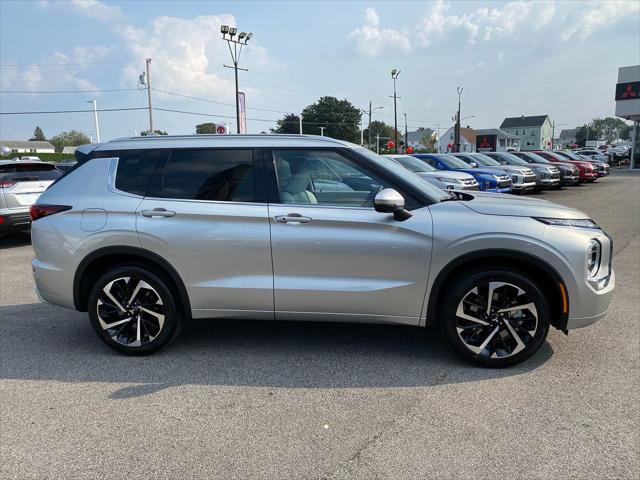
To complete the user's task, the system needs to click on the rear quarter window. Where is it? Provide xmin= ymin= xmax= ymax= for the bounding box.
xmin=114 ymin=149 xmax=165 ymax=196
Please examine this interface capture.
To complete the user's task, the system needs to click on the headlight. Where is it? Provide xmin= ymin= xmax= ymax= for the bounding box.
xmin=586 ymin=239 xmax=601 ymax=278
xmin=534 ymin=217 xmax=600 ymax=229
xmin=434 ymin=176 xmax=458 ymax=183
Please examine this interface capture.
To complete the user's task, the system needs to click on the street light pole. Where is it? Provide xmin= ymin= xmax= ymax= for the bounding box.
xmin=376 ymin=134 xmax=380 ymax=154
xmin=404 ymin=112 xmax=408 ymax=154
xmin=390 ymin=69 xmax=401 ymax=154
xmin=146 ymin=58 xmax=154 ymax=134
xmin=221 ymin=26 xmax=253 ymax=134
xmin=454 ymin=86 xmax=463 ymax=153
xmin=86 ymin=99 xmax=100 ymax=143
xmin=319 ymin=126 xmax=326 ymax=136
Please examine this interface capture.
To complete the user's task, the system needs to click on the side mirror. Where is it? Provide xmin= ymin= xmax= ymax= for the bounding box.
xmin=374 ymin=188 xmax=413 ymax=221
xmin=501 ymin=160 xmax=508 ymax=165
xmin=469 ymin=162 xmax=478 ymax=167
xmin=0 ymin=145 xmax=12 ymax=157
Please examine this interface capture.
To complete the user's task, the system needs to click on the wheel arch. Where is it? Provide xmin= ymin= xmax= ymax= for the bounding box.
xmin=425 ymin=249 xmax=569 ymax=331
xmin=73 ymin=246 xmax=192 ymax=320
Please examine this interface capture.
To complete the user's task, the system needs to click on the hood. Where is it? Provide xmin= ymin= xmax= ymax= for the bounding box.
xmin=526 ymin=163 xmax=558 ymax=172
xmin=418 ymin=171 xmax=473 ymax=180
xmin=460 ymin=191 xmax=588 ymax=219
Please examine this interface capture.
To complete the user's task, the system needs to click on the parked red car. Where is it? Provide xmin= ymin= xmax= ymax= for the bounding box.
xmin=532 ymin=151 xmax=598 ymax=182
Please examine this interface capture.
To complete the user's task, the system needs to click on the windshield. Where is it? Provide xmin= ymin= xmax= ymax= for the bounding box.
xmin=556 ymin=151 xmax=581 ymax=160
xmin=392 ymin=155 xmax=437 ymax=173
xmin=354 ymin=148 xmax=449 ymax=202
xmin=517 ymin=152 xmax=550 ymax=164
xmin=436 ymin=154 xmax=473 ymax=169
xmin=497 ymin=152 xmax=529 ymax=166
xmin=468 ymin=154 xmax=501 ymax=167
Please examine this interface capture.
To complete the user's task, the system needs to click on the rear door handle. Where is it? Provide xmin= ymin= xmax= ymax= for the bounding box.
xmin=275 ymin=214 xmax=312 ymax=224
xmin=141 ymin=208 xmax=176 ymax=218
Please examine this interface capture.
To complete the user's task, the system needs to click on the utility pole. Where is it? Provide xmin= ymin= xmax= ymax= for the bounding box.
xmin=376 ymin=134 xmax=380 ymax=154
xmin=454 ymin=86 xmax=463 ymax=153
xmin=86 ymin=99 xmax=100 ymax=143
xmin=390 ymin=70 xmax=401 ymax=154
xmin=299 ymin=114 xmax=303 ymax=134
xmin=319 ymin=126 xmax=326 ymax=136
xmin=551 ymin=121 xmax=555 ymax=150
xmin=404 ymin=113 xmax=408 ymax=154
xmin=146 ymin=58 xmax=154 ymax=134
xmin=365 ymin=101 xmax=384 ymax=149
xmin=435 ymin=123 xmax=441 ymax=152
xmin=360 ymin=120 xmax=364 ymax=145
xmin=221 ymin=26 xmax=253 ymax=134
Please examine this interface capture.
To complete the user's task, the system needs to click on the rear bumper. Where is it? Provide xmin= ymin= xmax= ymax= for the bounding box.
xmin=0 ymin=209 xmax=31 ymax=232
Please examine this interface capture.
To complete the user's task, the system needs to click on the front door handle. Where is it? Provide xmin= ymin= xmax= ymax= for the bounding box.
xmin=275 ymin=214 xmax=312 ymax=224
xmin=141 ymin=208 xmax=176 ymax=218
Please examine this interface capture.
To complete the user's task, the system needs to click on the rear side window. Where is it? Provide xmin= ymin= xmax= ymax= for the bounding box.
xmin=148 ymin=149 xmax=256 ymax=202
xmin=0 ymin=163 xmax=61 ymax=181
xmin=115 ymin=150 xmax=164 ymax=196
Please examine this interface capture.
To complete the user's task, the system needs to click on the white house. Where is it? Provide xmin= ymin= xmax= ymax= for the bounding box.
xmin=437 ymin=126 xmax=476 ymax=153
xmin=0 ymin=140 xmax=55 ymax=154
xmin=405 ymin=128 xmax=435 ymax=150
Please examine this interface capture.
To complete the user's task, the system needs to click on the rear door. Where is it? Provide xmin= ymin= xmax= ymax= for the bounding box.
xmin=136 ymin=148 xmax=274 ymax=319
xmin=0 ymin=163 xmax=61 ymax=209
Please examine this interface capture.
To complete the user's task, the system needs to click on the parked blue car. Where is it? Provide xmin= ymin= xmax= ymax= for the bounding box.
xmin=411 ymin=153 xmax=513 ymax=193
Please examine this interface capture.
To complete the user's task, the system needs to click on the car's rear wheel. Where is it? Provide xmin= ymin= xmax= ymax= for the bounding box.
xmin=88 ymin=266 xmax=179 ymax=355
xmin=441 ymin=269 xmax=550 ymax=367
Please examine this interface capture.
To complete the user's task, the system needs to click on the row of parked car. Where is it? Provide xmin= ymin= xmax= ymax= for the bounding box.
xmin=384 ymin=150 xmax=610 ymax=195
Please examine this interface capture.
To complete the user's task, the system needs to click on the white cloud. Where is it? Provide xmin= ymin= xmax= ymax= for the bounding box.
xmin=349 ymin=0 xmax=634 ymax=55
xmin=0 ymin=46 xmax=111 ymax=92
xmin=347 ymin=8 xmax=411 ymax=56
xmin=68 ymin=0 xmax=122 ymax=20
xmin=561 ymin=0 xmax=639 ymax=41
xmin=117 ymin=14 xmax=277 ymax=100
xmin=455 ymin=61 xmax=486 ymax=75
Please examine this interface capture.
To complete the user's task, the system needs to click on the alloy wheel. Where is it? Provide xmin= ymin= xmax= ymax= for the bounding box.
xmin=455 ymin=281 xmax=538 ymax=359
xmin=96 ymin=276 xmax=165 ymax=347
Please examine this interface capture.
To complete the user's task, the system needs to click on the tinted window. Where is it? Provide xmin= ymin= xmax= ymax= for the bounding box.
xmin=393 ymin=155 xmax=436 ymax=172
xmin=272 ymin=149 xmax=392 ymax=207
xmin=115 ymin=149 xmax=164 ymax=196
xmin=436 ymin=154 xmax=472 ymax=169
xmin=0 ymin=163 xmax=61 ymax=181
xmin=150 ymin=149 xmax=255 ymax=202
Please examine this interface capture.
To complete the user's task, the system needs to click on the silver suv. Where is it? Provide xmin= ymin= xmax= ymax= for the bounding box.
xmin=31 ymin=135 xmax=614 ymax=367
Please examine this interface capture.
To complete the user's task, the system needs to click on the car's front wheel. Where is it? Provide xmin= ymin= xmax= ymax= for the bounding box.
xmin=88 ymin=266 xmax=179 ymax=355
xmin=441 ymin=269 xmax=550 ymax=367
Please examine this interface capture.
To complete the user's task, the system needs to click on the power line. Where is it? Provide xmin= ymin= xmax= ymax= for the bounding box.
xmin=0 ymin=59 xmax=141 ymax=67
xmin=0 ymin=107 xmax=147 ymax=115
xmin=0 ymin=88 xmax=141 ymax=94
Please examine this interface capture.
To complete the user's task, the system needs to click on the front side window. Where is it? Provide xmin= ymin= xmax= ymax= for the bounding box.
xmin=149 ymin=149 xmax=255 ymax=202
xmin=437 ymin=154 xmax=471 ymax=169
xmin=271 ymin=149 xmax=392 ymax=207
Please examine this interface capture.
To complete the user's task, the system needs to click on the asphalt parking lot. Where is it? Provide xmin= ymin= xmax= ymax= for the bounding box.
xmin=1 ymin=170 xmax=638 ymax=480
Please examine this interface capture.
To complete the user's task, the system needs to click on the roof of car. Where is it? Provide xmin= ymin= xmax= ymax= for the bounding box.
xmin=92 ymin=134 xmax=358 ymax=151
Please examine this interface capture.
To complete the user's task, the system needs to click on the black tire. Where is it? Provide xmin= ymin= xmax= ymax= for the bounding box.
xmin=440 ymin=268 xmax=550 ymax=367
xmin=88 ymin=266 xmax=179 ymax=355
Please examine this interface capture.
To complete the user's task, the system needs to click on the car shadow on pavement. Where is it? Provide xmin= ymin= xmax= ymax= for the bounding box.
xmin=0 ymin=303 xmax=553 ymax=398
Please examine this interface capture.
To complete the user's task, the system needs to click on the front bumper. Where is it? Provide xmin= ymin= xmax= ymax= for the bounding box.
xmin=561 ymin=174 xmax=580 ymax=185
xmin=580 ymin=172 xmax=598 ymax=182
xmin=484 ymin=186 xmax=513 ymax=193
xmin=511 ymin=181 xmax=537 ymax=191
xmin=0 ymin=209 xmax=31 ymax=233
xmin=566 ymin=270 xmax=615 ymax=329
xmin=540 ymin=178 xmax=561 ymax=189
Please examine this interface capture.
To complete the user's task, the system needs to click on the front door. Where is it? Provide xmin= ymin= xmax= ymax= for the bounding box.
xmin=267 ymin=148 xmax=433 ymax=325
xmin=136 ymin=147 xmax=273 ymax=319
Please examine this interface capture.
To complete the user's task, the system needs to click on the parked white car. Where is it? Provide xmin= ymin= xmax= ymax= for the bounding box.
xmin=385 ymin=154 xmax=479 ymax=191
xmin=575 ymin=149 xmax=609 ymax=162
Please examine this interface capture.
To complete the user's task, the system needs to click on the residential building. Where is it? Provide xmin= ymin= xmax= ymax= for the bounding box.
xmin=0 ymin=140 xmax=55 ymax=154
xmin=405 ymin=128 xmax=435 ymax=150
xmin=437 ymin=126 xmax=476 ymax=153
xmin=559 ymin=128 xmax=577 ymax=147
xmin=499 ymin=115 xmax=553 ymax=151
xmin=62 ymin=146 xmax=78 ymax=154
xmin=474 ymin=128 xmax=519 ymax=152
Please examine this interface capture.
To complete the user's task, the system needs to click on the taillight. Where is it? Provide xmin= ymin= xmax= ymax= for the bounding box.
xmin=0 ymin=180 xmax=16 ymax=188
xmin=29 ymin=204 xmax=72 ymax=221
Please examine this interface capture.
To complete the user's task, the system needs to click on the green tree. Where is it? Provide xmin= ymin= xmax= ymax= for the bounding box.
xmin=575 ymin=117 xmax=632 ymax=146
xmin=195 ymin=123 xmax=217 ymax=134
xmin=362 ymin=120 xmax=402 ymax=151
xmin=271 ymin=113 xmax=301 ymax=134
xmin=29 ymin=126 xmax=46 ymax=141
xmin=50 ymin=130 xmax=91 ymax=153
xmin=300 ymin=97 xmax=362 ymax=142
xmin=419 ymin=130 xmax=437 ymax=152
xmin=141 ymin=129 xmax=168 ymax=136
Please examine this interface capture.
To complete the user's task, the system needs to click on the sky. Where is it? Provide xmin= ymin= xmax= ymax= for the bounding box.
xmin=0 ymin=0 xmax=638 ymax=142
